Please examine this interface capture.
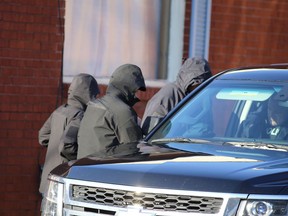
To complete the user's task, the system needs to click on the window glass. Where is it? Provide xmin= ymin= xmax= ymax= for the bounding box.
xmin=149 ymin=81 xmax=288 ymax=145
xmin=63 ymin=0 xmax=161 ymax=81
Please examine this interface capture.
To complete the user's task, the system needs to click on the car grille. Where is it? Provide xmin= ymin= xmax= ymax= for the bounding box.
xmin=71 ymin=184 xmax=223 ymax=214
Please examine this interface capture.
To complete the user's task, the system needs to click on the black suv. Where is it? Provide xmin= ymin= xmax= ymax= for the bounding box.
xmin=42 ymin=65 xmax=288 ymax=216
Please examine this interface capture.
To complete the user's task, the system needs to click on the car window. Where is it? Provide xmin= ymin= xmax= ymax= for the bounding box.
xmin=148 ymin=80 xmax=288 ymax=145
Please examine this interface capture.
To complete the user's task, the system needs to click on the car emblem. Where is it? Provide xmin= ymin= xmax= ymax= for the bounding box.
xmin=115 ymin=205 xmax=156 ymax=216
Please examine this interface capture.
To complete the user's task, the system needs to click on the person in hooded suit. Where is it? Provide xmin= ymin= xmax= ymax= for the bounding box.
xmin=39 ymin=73 xmax=99 ymax=195
xmin=77 ymin=64 xmax=146 ymax=159
xmin=141 ymin=57 xmax=212 ymax=135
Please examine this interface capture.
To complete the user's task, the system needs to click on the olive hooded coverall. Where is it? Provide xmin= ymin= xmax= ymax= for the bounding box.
xmin=77 ymin=64 xmax=146 ymax=159
xmin=38 ymin=73 xmax=99 ymax=194
xmin=141 ymin=57 xmax=212 ymax=135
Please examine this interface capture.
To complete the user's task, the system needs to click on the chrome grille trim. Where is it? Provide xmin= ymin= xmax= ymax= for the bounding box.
xmin=71 ymin=184 xmax=223 ymax=214
xmin=62 ymin=178 xmax=248 ymax=216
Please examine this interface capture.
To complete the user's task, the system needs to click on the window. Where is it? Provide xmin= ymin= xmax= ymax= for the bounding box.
xmin=62 ymin=0 xmax=211 ymax=84
xmin=63 ymin=0 xmax=161 ymax=83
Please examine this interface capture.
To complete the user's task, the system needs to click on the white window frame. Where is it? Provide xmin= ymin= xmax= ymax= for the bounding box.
xmin=167 ymin=0 xmax=211 ymax=82
xmin=167 ymin=0 xmax=186 ymax=82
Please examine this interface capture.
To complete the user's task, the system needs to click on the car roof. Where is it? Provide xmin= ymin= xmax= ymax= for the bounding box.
xmin=216 ymin=66 xmax=288 ymax=82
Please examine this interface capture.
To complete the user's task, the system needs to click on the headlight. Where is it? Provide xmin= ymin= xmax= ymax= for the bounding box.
xmin=41 ymin=175 xmax=64 ymax=216
xmin=238 ymin=199 xmax=288 ymax=216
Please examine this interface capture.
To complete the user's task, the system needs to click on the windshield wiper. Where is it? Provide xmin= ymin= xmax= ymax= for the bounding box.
xmin=152 ymin=138 xmax=288 ymax=152
xmin=151 ymin=138 xmax=288 ymax=152
xmin=224 ymin=141 xmax=288 ymax=151
xmin=151 ymin=137 xmax=211 ymax=144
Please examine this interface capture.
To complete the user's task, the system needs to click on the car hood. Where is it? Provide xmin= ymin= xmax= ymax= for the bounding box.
xmin=52 ymin=141 xmax=288 ymax=195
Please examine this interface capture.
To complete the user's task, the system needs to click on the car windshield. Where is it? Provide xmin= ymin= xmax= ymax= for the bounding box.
xmin=148 ymin=79 xmax=288 ymax=147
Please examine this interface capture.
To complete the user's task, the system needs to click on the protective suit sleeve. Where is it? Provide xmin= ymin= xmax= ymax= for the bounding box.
xmin=116 ymin=115 xmax=143 ymax=144
xmin=38 ymin=115 xmax=52 ymax=147
xmin=106 ymin=142 xmax=140 ymax=157
xmin=60 ymin=112 xmax=83 ymax=161
xmin=141 ymin=115 xmax=163 ymax=136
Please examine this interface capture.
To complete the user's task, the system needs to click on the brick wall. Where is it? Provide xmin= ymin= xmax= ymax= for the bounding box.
xmin=183 ymin=0 xmax=192 ymax=59
xmin=0 ymin=0 xmax=65 ymax=215
xmin=1 ymin=0 xmax=288 ymax=215
xmin=209 ymin=0 xmax=288 ymax=73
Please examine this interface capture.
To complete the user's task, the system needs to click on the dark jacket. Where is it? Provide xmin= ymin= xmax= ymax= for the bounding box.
xmin=237 ymin=112 xmax=288 ymax=140
xmin=38 ymin=73 xmax=99 ymax=194
xmin=77 ymin=64 xmax=146 ymax=159
xmin=141 ymin=57 xmax=212 ymax=135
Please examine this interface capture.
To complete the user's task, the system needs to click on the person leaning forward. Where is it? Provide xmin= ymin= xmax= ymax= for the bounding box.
xmin=141 ymin=57 xmax=212 ymax=135
xmin=77 ymin=64 xmax=146 ymax=159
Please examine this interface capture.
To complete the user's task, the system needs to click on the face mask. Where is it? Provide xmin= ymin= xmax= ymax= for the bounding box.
xmin=187 ymin=83 xmax=200 ymax=94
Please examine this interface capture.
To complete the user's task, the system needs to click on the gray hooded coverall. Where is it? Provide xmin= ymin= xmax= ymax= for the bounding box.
xmin=38 ymin=73 xmax=99 ymax=194
xmin=141 ymin=57 xmax=212 ymax=135
xmin=77 ymin=64 xmax=146 ymax=159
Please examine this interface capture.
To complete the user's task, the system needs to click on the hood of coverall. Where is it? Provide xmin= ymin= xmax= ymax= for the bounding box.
xmin=107 ymin=64 xmax=146 ymax=107
xmin=176 ymin=57 xmax=212 ymax=94
xmin=67 ymin=73 xmax=100 ymax=110
xmin=268 ymin=89 xmax=288 ymax=127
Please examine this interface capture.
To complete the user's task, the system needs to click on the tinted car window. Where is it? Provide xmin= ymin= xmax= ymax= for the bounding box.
xmin=148 ymin=79 xmax=288 ymax=145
